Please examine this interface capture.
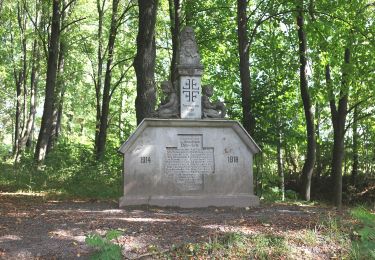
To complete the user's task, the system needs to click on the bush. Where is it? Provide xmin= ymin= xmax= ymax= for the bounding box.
xmin=0 ymin=139 xmax=122 ymax=199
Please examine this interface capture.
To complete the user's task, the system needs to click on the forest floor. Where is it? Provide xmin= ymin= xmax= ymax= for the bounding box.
xmin=0 ymin=192 xmax=357 ymax=259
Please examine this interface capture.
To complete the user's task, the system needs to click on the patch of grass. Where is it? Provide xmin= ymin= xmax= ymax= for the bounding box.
xmin=297 ymin=229 xmax=319 ymax=246
xmin=85 ymin=230 xmax=123 ymax=260
xmin=251 ymin=234 xmax=289 ymax=259
xmin=350 ymin=206 xmax=375 ymax=259
xmin=164 ymin=232 xmax=290 ymax=259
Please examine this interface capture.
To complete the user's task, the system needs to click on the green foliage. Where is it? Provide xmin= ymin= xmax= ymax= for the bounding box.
xmin=0 ymin=139 xmax=122 ymax=199
xmin=85 ymin=230 xmax=123 ymax=260
xmin=251 ymin=234 xmax=289 ymax=259
xmin=166 ymin=232 xmax=290 ymax=259
xmin=350 ymin=207 xmax=375 ymax=259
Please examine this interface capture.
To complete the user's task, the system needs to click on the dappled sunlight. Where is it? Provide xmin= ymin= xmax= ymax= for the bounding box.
xmin=0 ymin=235 xmax=22 ymax=242
xmin=104 ymin=217 xmax=175 ymax=223
xmin=46 ymin=209 xmax=126 ymax=214
xmin=49 ymin=229 xmax=85 ymax=243
xmin=0 ymin=192 xmax=46 ymax=197
xmin=202 ymin=224 xmax=257 ymax=235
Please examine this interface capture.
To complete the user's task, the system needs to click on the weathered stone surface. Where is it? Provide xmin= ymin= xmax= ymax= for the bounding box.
xmin=153 ymin=81 xmax=179 ymax=118
xmin=177 ymin=27 xmax=203 ymax=119
xmin=177 ymin=27 xmax=203 ymax=70
xmin=180 ymin=76 xmax=202 ymax=119
xmin=202 ymin=85 xmax=226 ymax=119
xmin=118 ymin=119 xmax=260 ymax=208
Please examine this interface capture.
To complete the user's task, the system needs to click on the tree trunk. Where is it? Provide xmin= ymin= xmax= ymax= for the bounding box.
xmin=34 ymin=0 xmax=60 ymax=162
xmin=297 ymin=1 xmax=316 ymax=201
xmin=13 ymin=2 xmax=27 ymax=157
xmin=237 ymin=0 xmax=253 ymax=135
xmin=328 ymin=48 xmax=350 ymax=209
xmin=96 ymin=0 xmax=120 ymax=159
xmin=351 ymin=104 xmax=359 ymax=182
xmin=134 ymin=0 xmax=158 ymax=125
xmin=94 ymin=0 xmax=105 ymax=151
xmin=168 ymin=0 xmax=180 ymax=89
xmin=277 ymin=131 xmax=285 ymax=201
xmin=14 ymin=72 xmax=22 ymax=157
xmin=16 ymin=34 xmax=40 ymax=159
xmin=315 ymin=103 xmax=322 ymax=178
xmin=47 ymin=37 xmax=65 ymax=153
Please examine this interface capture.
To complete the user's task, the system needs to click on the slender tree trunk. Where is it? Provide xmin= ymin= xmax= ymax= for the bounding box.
xmin=328 ymin=48 xmax=350 ymax=209
xmin=277 ymin=131 xmax=285 ymax=201
xmin=14 ymin=73 xmax=22 ymax=156
xmin=168 ymin=0 xmax=180 ymax=89
xmin=96 ymin=0 xmax=120 ymax=159
xmin=237 ymin=0 xmax=253 ymax=135
xmin=13 ymin=2 xmax=27 ymax=157
xmin=95 ymin=0 xmax=105 ymax=151
xmin=184 ymin=0 xmax=193 ymax=26
xmin=16 ymin=35 xmax=40 ymax=159
xmin=297 ymin=1 xmax=316 ymax=201
xmin=315 ymin=103 xmax=322 ymax=178
xmin=34 ymin=0 xmax=60 ymax=162
xmin=134 ymin=0 xmax=158 ymax=125
xmin=351 ymin=105 xmax=359 ymax=182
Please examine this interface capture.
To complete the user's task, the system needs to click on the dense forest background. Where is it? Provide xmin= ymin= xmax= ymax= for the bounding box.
xmin=0 ymin=0 xmax=374 ymax=207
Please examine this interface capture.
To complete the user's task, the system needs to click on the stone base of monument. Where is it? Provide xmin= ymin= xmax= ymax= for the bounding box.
xmin=119 ymin=194 xmax=259 ymax=208
xmin=118 ymin=119 xmax=261 ymax=208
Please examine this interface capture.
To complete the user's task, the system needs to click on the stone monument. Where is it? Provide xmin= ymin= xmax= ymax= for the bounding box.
xmin=118 ymin=27 xmax=260 ymax=208
xmin=178 ymin=27 xmax=203 ymax=119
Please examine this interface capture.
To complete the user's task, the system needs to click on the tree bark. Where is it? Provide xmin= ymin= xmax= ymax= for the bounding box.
xmin=16 ymin=32 xmax=40 ymax=159
xmin=297 ymin=1 xmax=316 ymax=201
xmin=34 ymin=0 xmax=60 ymax=162
xmin=94 ymin=0 xmax=105 ymax=151
xmin=351 ymin=104 xmax=359 ymax=182
xmin=327 ymin=48 xmax=350 ymax=209
xmin=47 ymin=37 xmax=65 ymax=153
xmin=237 ymin=0 xmax=253 ymax=135
xmin=96 ymin=0 xmax=120 ymax=159
xmin=13 ymin=1 xmax=27 ymax=158
xmin=277 ymin=131 xmax=285 ymax=201
xmin=168 ymin=0 xmax=180 ymax=89
xmin=315 ymin=103 xmax=322 ymax=178
xmin=134 ymin=0 xmax=158 ymax=125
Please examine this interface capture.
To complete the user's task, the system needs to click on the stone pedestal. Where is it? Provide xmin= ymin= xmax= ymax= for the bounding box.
xmin=118 ymin=119 xmax=260 ymax=208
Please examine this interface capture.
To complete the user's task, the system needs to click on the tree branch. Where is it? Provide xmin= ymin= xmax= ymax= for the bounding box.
xmin=109 ymin=63 xmax=133 ymax=99
xmin=62 ymin=0 xmax=77 ymax=13
xmin=249 ymin=9 xmax=297 ymax=46
xmin=110 ymin=56 xmax=133 ymax=71
xmin=347 ymin=95 xmax=374 ymax=115
xmin=345 ymin=113 xmax=374 ymax=133
xmin=60 ymin=17 xmax=86 ymax=32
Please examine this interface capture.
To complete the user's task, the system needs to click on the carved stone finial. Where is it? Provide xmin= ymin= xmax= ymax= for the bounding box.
xmin=202 ymin=85 xmax=226 ymax=119
xmin=153 ymin=81 xmax=179 ymax=118
xmin=177 ymin=27 xmax=203 ymax=70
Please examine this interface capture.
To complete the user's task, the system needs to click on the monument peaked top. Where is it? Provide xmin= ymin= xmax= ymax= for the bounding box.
xmin=118 ymin=119 xmax=261 ymax=155
xmin=177 ymin=27 xmax=203 ymax=69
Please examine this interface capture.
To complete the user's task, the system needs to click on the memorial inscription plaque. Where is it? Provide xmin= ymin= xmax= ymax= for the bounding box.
xmin=165 ymin=134 xmax=214 ymax=191
xmin=180 ymin=77 xmax=202 ymax=119
xmin=118 ymin=119 xmax=261 ymax=208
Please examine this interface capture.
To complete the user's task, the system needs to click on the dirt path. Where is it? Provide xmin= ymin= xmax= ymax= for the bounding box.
xmin=0 ymin=193 xmax=341 ymax=259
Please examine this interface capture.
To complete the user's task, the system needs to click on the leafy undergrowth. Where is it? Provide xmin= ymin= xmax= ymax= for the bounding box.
xmin=350 ymin=207 xmax=375 ymax=259
xmin=86 ymin=230 xmax=123 ymax=260
xmin=158 ymin=223 xmax=351 ymax=259
xmin=0 ymin=139 xmax=122 ymax=199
